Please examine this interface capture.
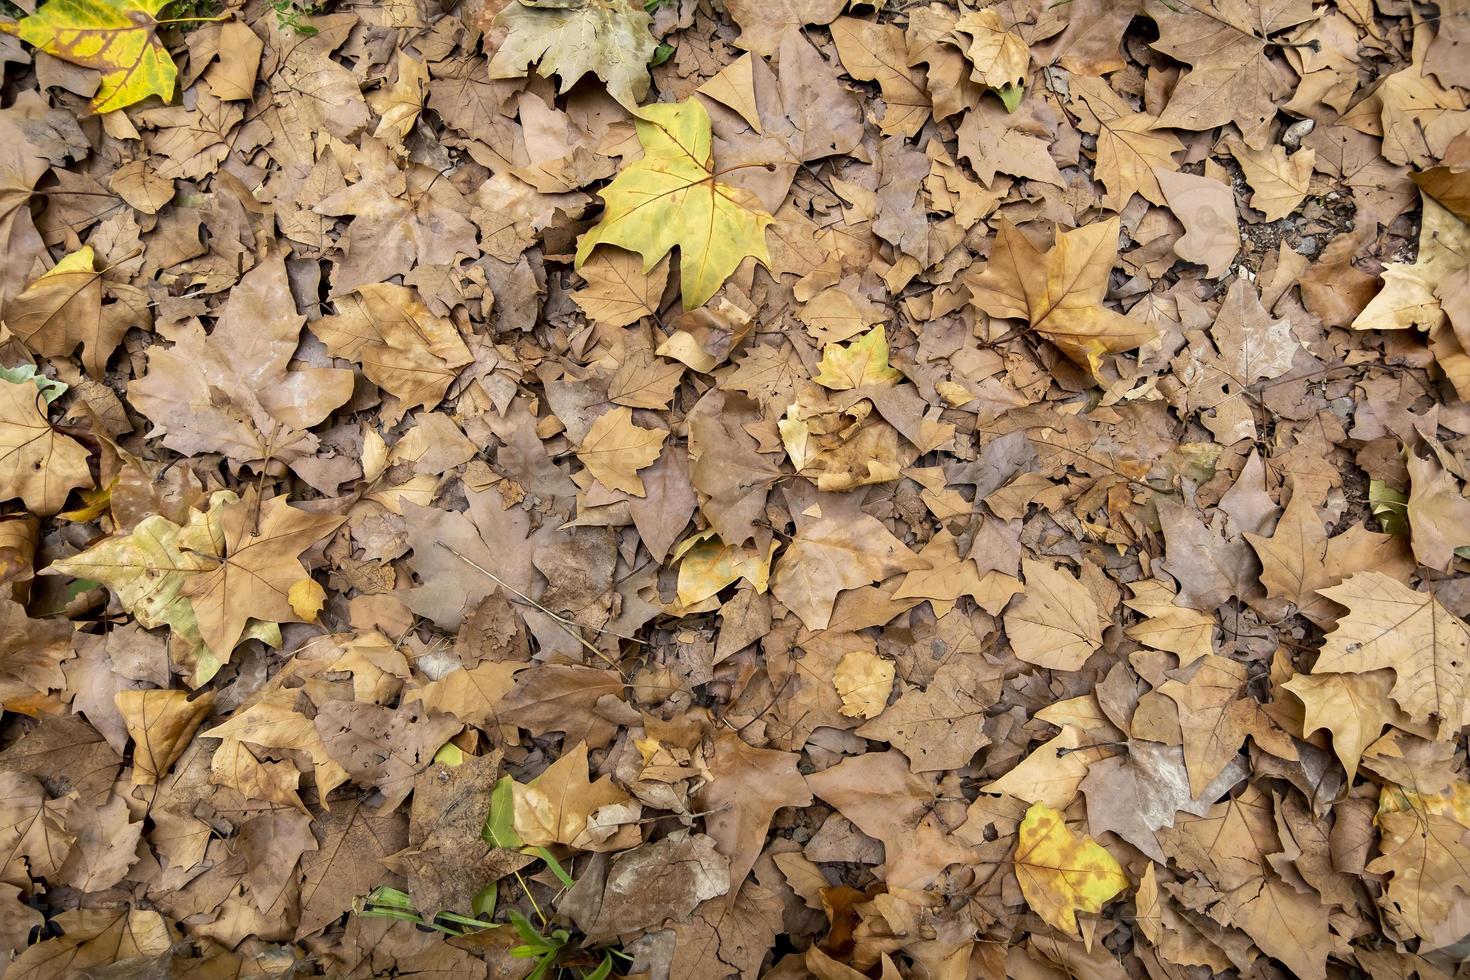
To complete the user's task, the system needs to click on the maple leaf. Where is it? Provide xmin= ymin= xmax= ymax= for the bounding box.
xmin=855 ymin=658 xmax=999 ymax=772
xmin=487 ymin=0 xmax=656 ymax=109
xmin=812 ymin=325 xmax=903 ymax=390
xmin=576 ymin=99 xmax=773 ymax=311
xmin=952 ymin=8 xmax=1028 ymax=109
xmin=575 ymin=406 xmax=667 ymax=496
xmin=509 ymin=741 xmax=633 ymax=849
xmin=695 ymin=729 xmax=812 ymax=895
xmin=573 ymin=248 xmax=670 ymax=328
xmin=1284 ymin=670 xmax=1396 ymax=783
xmin=1004 ymin=558 xmax=1102 ymax=670
xmin=4 ymin=246 xmax=123 ymax=378
xmin=0 ymin=376 xmax=92 ymax=517
xmin=1014 ymin=801 xmax=1128 ymax=937
xmin=1311 ymin=572 xmax=1470 ymax=734
xmin=6 ymin=908 xmax=172 ymax=978
xmin=1123 ymin=580 xmax=1215 ymax=665
xmin=892 ymin=527 xmax=1021 ymax=617
xmin=967 ymin=218 xmax=1155 ymax=375
xmin=4 ymin=0 xmax=179 ymax=114
xmin=1226 ymin=137 xmax=1315 ymax=220
xmin=770 ymin=513 xmax=924 ymax=630
xmin=308 ymin=283 xmax=473 ymax=412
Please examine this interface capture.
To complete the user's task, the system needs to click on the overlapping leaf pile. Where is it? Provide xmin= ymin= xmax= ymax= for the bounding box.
xmin=0 ymin=0 xmax=1468 ymax=976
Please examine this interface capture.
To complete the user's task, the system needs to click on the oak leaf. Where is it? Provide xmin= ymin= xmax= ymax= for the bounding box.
xmin=967 ymin=218 xmax=1154 ymax=375
xmin=576 ymin=99 xmax=772 ymax=310
xmin=1311 ymin=572 xmax=1470 ymax=734
xmin=488 ymin=0 xmax=656 ymax=109
xmin=5 ymin=0 xmax=177 ymax=113
xmin=575 ymin=406 xmax=667 ymax=496
xmin=0 ymin=377 xmax=91 ymax=517
xmin=1014 ymin=801 xmax=1128 ymax=937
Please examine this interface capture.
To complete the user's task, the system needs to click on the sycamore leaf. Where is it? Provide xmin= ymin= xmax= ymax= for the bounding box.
xmin=892 ymin=528 xmax=1021 ymax=617
xmin=833 ymin=649 xmax=894 ymax=719
xmin=812 ymin=326 xmax=903 ymax=390
xmin=830 ymin=17 xmax=931 ymax=138
xmin=510 ymin=741 xmax=632 ymax=849
xmin=1283 ymin=670 xmax=1396 ymax=783
xmin=5 ymin=0 xmax=177 ymax=114
xmin=967 ymin=218 xmax=1154 ymax=375
xmin=952 ymin=9 xmax=1028 ymax=103
xmin=49 ymin=490 xmax=340 ymax=685
xmin=1226 ymin=138 xmax=1315 ymax=221
xmin=1123 ymin=580 xmax=1215 ymax=665
xmin=1014 ymin=801 xmax=1128 ymax=936
xmin=671 ymin=530 xmax=774 ymax=607
xmin=488 ymin=0 xmax=656 ymax=109
xmin=1312 ymin=572 xmax=1470 ymax=734
xmin=576 ymin=406 xmax=667 ymax=496
xmin=308 ymin=283 xmax=473 ymax=412
xmin=575 ymin=99 xmax=772 ymax=310
xmin=1004 ymin=558 xmax=1102 ymax=670
xmin=573 ymin=248 xmax=670 ymax=328
xmin=1071 ymin=77 xmax=1181 ymax=211
xmin=770 ymin=513 xmax=925 ymax=631
xmin=0 ymin=377 xmax=92 ymax=516
xmin=1354 ymin=193 xmax=1470 ymax=333
xmin=4 ymin=247 xmax=126 ymax=378
xmin=116 ymin=689 xmax=214 ymax=786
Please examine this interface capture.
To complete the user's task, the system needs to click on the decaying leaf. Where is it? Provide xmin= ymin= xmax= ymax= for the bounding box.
xmin=1014 ymin=801 xmax=1129 ymax=936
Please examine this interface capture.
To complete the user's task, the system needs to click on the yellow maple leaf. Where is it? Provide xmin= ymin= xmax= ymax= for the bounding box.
xmin=575 ymin=98 xmax=772 ymax=310
xmin=1014 ymin=801 xmax=1128 ymax=936
xmin=812 ymin=326 xmax=903 ymax=390
xmin=4 ymin=0 xmax=188 ymax=114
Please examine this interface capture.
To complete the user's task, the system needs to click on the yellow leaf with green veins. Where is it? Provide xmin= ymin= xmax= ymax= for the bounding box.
xmin=1014 ymin=801 xmax=1128 ymax=936
xmin=5 ymin=0 xmax=178 ymax=114
xmin=575 ymin=98 xmax=772 ymax=311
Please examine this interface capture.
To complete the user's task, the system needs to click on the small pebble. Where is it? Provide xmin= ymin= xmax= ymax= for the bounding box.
xmin=1296 ymin=236 xmax=1320 ymax=256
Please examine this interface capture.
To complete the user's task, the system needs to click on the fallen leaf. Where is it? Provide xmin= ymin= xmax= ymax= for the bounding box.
xmin=576 ymin=406 xmax=668 ymax=496
xmin=116 ymin=689 xmax=215 ymax=786
xmin=488 ymin=0 xmax=656 ymax=108
xmin=1004 ymin=558 xmax=1102 ymax=670
xmin=1014 ymin=801 xmax=1128 ymax=937
xmin=6 ymin=0 xmax=177 ymax=113
xmin=510 ymin=741 xmax=632 ymax=849
xmin=967 ymin=218 xmax=1155 ymax=374
xmin=833 ymin=648 xmax=894 ymax=719
xmin=576 ymin=99 xmax=772 ymax=310
xmin=0 ymin=377 xmax=91 ymax=516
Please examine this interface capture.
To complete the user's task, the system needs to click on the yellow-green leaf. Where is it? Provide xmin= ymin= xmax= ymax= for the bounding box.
xmin=812 ymin=325 xmax=903 ymax=390
xmin=575 ymin=98 xmax=772 ymax=311
xmin=6 ymin=0 xmax=179 ymax=114
xmin=1014 ymin=801 xmax=1128 ymax=936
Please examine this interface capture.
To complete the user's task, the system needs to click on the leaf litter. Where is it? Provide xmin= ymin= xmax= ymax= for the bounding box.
xmin=0 ymin=0 xmax=1467 ymax=977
